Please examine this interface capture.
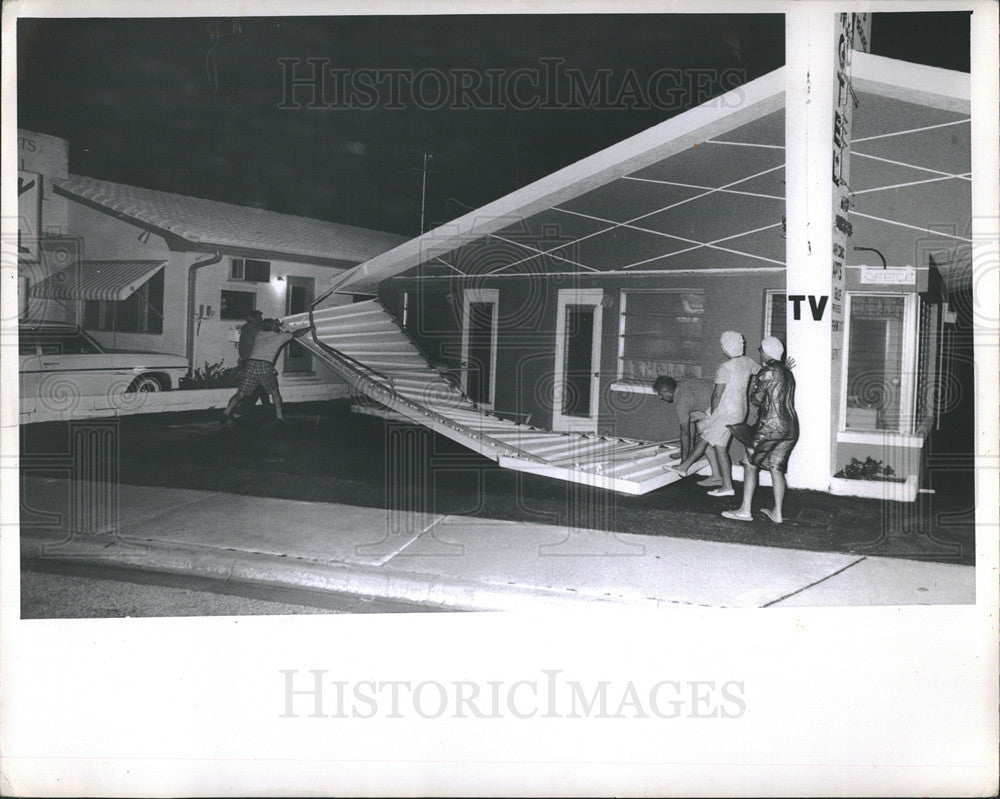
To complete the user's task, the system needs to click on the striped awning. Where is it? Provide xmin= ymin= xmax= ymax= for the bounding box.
xmin=29 ymin=260 xmax=165 ymax=301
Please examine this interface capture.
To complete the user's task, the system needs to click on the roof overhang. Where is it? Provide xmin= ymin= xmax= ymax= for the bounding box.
xmin=852 ymin=51 xmax=970 ymax=114
xmin=334 ymin=53 xmax=973 ymax=296
xmin=169 ymin=242 xmax=361 ymax=270
xmin=334 ymin=67 xmax=787 ymax=294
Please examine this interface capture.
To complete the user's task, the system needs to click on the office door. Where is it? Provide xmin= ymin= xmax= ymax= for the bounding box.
xmin=552 ymin=289 xmax=603 ymax=432
xmin=460 ymin=288 xmax=499 ymax=407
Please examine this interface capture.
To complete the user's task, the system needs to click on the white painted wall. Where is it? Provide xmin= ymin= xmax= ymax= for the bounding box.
xmin=64 ymin=201 xmax=188 ymax=356
xmin=63 ymin=198 xmax=355 ymax=380
xmin=191 ymin=255 xmax=356 ymax=370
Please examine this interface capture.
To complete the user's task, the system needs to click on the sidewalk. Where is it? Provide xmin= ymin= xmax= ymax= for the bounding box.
xmin=19 ymin=476 xmax=975 ymax=610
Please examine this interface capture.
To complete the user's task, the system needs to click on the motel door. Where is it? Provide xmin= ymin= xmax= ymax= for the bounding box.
xmin=460 ymin=289 xmax=499 ymax=408
xmin=552 ymin=288 xmax=603 ymax=432
xmin=284 ymin=276 xmax=314 ymax=373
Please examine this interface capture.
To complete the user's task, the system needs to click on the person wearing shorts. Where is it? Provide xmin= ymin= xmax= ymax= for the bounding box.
xmin=235 ymin=310 xmax=271 ymax=416
xmin=723 ymin=336 xmax=798 ymax=524
xmin=221 ymin=318 xmax=312 ymax=425
xmin=653 ymin=375 xmax=713 ymax=463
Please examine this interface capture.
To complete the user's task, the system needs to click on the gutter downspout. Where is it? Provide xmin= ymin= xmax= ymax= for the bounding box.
xmin=186 ymin=252 xmax=222 ymax=375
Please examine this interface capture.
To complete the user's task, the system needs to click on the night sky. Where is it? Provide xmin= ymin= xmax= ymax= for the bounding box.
xmin=17 ymin=12 xmax=969 ymax=237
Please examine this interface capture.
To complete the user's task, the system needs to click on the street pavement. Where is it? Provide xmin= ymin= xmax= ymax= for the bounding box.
xmin=20 ymin=474 xmax=976 ymax=612
xmin=21 ymin=560 xmax=445 ymax=618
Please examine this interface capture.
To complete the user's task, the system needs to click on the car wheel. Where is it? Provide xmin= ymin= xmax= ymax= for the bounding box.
xmin=128 ymin=374 xmax=164 ymax=393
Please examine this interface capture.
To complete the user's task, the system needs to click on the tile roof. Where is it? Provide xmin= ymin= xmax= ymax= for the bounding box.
xmin=54 ymin=175 xmax=408 ymax=265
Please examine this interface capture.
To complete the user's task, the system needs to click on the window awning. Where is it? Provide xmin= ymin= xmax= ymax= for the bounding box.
xmin=29 ymin=260 xmax=165 ymax=301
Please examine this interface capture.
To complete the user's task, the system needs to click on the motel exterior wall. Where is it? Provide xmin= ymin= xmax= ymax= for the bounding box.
xmin=189 ymin=255 xmax=357 ymax=373
xmin=58 ymin=200 xmax=186 ymax=356
xmin=379 ymin=269 xmax=785 ymax=447
xmin=52 ymin=193 xmax=354 ymax=381
xmin=380 ymin=262 xmax=948 ymax=499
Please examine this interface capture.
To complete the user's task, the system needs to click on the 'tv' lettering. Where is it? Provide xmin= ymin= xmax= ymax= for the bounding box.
xmin=788 ymin=295 xmax=830 ymax=321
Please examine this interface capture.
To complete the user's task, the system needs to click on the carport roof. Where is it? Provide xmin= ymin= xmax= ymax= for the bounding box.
xmin=334 ymin=53 xmax=970 ymax=295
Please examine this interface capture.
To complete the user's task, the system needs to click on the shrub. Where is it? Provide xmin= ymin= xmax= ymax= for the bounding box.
xmin=178 ymin=360 xmax=240 ymax=390
xmin=834 ymin=457 xmax=903 ymax=482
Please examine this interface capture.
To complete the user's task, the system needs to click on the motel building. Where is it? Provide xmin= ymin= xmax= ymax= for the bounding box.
xmin=286 ymin=14 xmax=974 ymax=503
xmin=16 ymin=127 xmax=406 ymax=416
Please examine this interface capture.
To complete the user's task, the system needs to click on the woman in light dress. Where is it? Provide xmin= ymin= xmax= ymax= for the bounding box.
xmin=671 ymin=331 xmax=759 ymax=497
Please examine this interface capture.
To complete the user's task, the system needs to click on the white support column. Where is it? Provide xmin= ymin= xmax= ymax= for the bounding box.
xmin=784 ymin=7 xmax=837 ymax=491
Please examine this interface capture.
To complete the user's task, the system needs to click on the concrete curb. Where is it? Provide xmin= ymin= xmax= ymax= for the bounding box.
xmin=20 ymin=531 xmax=675 ymax=612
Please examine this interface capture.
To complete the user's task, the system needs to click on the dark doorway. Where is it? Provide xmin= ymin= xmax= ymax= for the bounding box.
xmin=467 ymin=301 xmax=494 ymax=405
xmin=562 ymin=304 xmax=594 ymax=417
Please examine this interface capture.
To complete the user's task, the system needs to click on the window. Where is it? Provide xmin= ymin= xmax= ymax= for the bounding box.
xmin=230 ymin=258 xmax=271 ymax=282
xmin=842 ymin=293 xmax=916 ymax=433
xmin=763 ymin=290 xmax=786 ymax=341
xmin=220 ymin=290 xmax=257 ymax=320
xmin=83 ymin=268 xmax=164 ymax=334
xmin=617 ymin=290 xmax=704 ymax=382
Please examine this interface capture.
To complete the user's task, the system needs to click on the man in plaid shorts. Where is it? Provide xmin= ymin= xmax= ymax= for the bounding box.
xmin=221 ymin=318 xmax=313 ymax=425
xmin=235 ymin=310 xmax=271 ymax=416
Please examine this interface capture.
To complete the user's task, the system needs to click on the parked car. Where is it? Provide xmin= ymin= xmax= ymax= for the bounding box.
xmin=18 ymin=322 xmax=189 ymax=405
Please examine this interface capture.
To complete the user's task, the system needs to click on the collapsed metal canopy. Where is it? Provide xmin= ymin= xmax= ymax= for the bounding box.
xmin=285 ymin=300 xmax=690 ymax=495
